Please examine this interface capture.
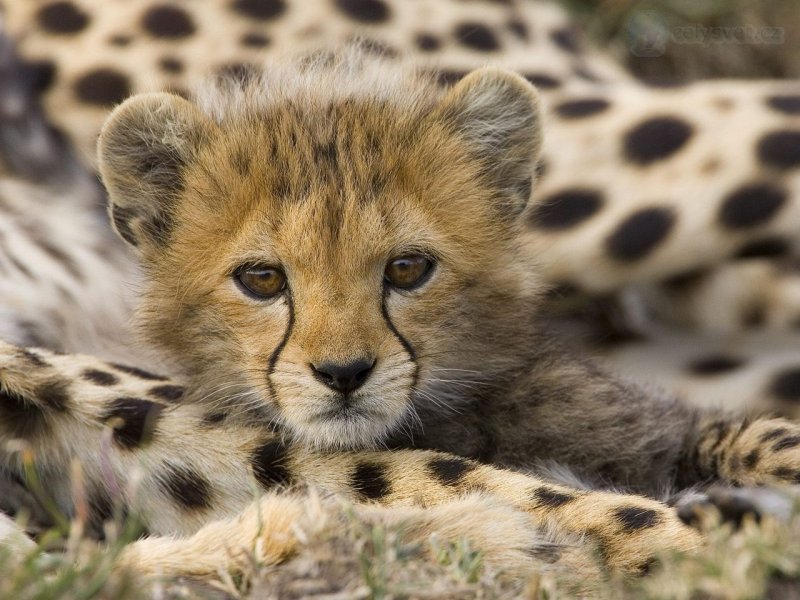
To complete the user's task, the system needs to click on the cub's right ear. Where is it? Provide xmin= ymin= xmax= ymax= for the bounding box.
xmin=98 ymin=92 xmax=210 ymax=253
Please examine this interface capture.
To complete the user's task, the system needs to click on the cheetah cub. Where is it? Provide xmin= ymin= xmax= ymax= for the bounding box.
xmin=3 ymin=51 xmax=800 ymax=580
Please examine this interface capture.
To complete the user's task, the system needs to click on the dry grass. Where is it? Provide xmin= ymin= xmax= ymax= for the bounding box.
xmin=2 ymin=492 xmax=799 ymax=599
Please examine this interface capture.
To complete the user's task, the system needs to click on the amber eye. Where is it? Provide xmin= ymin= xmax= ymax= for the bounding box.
xmin=384 ymin=255 xmax=434 ymax=290
xmin=235 ymin=266 xmax=287 ymax=300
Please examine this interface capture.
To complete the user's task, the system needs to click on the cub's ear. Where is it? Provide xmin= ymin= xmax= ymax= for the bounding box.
xmin=435 ymin=67 xmax=542 ymax=216
xmin=98 ymin=92 xmax=210 ymax=253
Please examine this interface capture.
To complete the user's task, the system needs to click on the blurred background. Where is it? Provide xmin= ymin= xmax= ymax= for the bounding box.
xmin=558 ymin=0 xmax=800 ymax=81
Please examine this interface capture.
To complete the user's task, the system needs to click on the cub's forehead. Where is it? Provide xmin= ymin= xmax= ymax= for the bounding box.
xmin=216 ymin=99 xmax=429 ymax=202
xmin=187 ymin=95 xmax=479 ymax=224
xmin=183 ymin=110 xmax=485 ymax=270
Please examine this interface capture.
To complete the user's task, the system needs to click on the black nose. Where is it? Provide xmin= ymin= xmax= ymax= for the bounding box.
xmin=311 ymin=359 xmax=375 ymax=394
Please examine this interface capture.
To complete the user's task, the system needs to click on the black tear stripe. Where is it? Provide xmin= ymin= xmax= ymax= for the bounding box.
xmin=380 ymin=285 xmax=418 ymax=390
xmin=265 ymin=293 xmax=295 ymax=403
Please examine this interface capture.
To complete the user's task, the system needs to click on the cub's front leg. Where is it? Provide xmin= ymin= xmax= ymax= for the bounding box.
xmin=486 ymin=346 xmax=800 ymax=495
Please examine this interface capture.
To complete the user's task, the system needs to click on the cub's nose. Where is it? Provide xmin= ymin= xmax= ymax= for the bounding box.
xmin=311 ymin=359 xmax=376 ymax=394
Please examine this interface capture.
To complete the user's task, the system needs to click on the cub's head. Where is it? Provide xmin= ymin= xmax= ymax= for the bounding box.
xmin=98 ymin=56 xmax=543 ymax=449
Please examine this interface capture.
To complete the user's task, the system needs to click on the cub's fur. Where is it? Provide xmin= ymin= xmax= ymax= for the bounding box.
xmin=100 ymin=51 xmax=769 ymax=496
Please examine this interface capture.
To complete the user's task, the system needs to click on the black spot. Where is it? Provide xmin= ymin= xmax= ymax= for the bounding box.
xmin=102 ymin=397 xmax=163 ymax=449
xmin=433 ymin=70 xmax=468 ymax=87
xmin=415 ymin=33 xmax=440 ymax=52
xmin=743 ymin=449 xmax=760 ymax=469
xmin=240 ymin=32 xmax=270 ymax=47
xmin=232 ymin=0 xmax=287 ymax=20
xmin=142 ymin=5 xmax=196 ymax=38
xmin=149 ymin=384 xmax=185 ymax=403
xmin=507 ymin=20 xmax=529 ymax=40
xmin=735 ymin=237 xmax=790 ymax=259
xmin=531 ymin=486 xmax=577 ymax=508
xmin=718 ymin=183 xmax=787 ymax=229
xmin=606 ymin=207 xmax=675 ymax=262
xmin=757 ymin=130 xmax=800 ymax=169
xmin=767 ymin=95 xmax=800 ymax=115
xmin=0 ymin=388 xmax=45 ymax=436
xmin=555 ymin=98 xmax=610 ymax=119
xmin=428 ymin=457 xmax=474 ymax=486
xmin=22 ymin=59 xmax=58 ymax=94
xmin=624 ymin=117 xmax=693 ymax=165
xmin=158 ymin=57 xmax=183 ymax=74
xmin=772 ymin=466 xmax=793 ymax=480
xmin=688 ymin=355 xmax=746 ymax=376
xmin=455 ymin=23 xmax=500 ymax=51
xmin=36 ymin=380 xmax=70 ymax=411
xmin=614 ymin=506 xmax=661 ymax=531
xmin=37 ymin=1 xmax=90 ymax=34
xmin=760 ymin=428 xmax=788 ymax=443
xmin=351 ymin=462 xmax=390 ymax=501
xmin=773 ymin=436 xmax=800 ymax=451
xmin=159 ymin=463 xmax=213 ymax=510
xmin=109 ymin=363 xmax=169 ymax=381
xmin=523 ymin=73 xmax=561 ymax=89
xmin=201 ymin=411 xmax=227 ymax=426
xmin=770 ymin=367 xmax=800 ymax=402
xmin=251 ymin=440 xmax=292 ymax=489
xmin=82 ymin=369 xmax=119 ymax=386
xmin=73 ymin=68 xmax=131 ymax=105
xmin=335 ymin=0 xmax=389 ymax=23
xmin=550 ymin=27 xmax=581 ymax=53
xmin=529 ymin=189 xmax=603 ymax=230
xmin=20 ymin=349 xmax=48 ymax=368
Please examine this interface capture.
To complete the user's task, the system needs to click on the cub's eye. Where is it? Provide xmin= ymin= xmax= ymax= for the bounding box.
xmin=384 ymin=255 xmax=434 ymax=290
xmin=235 ymin=266 xmax=287 ymax=300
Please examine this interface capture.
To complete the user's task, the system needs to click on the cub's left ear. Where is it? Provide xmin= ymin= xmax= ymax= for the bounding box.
xmin=435 ymin=67 xmax=542 ymax=216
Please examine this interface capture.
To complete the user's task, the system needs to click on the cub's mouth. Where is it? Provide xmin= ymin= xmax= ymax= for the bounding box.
xmin=280 ymin=390 xmax=412 ymax=450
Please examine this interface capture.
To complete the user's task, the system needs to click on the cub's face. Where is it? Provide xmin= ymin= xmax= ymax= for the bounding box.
xmin=99 ymin=62 xmax=542 ymax=449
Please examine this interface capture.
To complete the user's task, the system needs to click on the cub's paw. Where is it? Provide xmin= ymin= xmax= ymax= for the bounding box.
xmin=722 ymin=419 xmax=800 ymax=486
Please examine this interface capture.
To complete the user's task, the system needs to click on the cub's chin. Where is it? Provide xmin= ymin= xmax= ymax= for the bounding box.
xmin=279 ymin=393 xmax=410 ymax=450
